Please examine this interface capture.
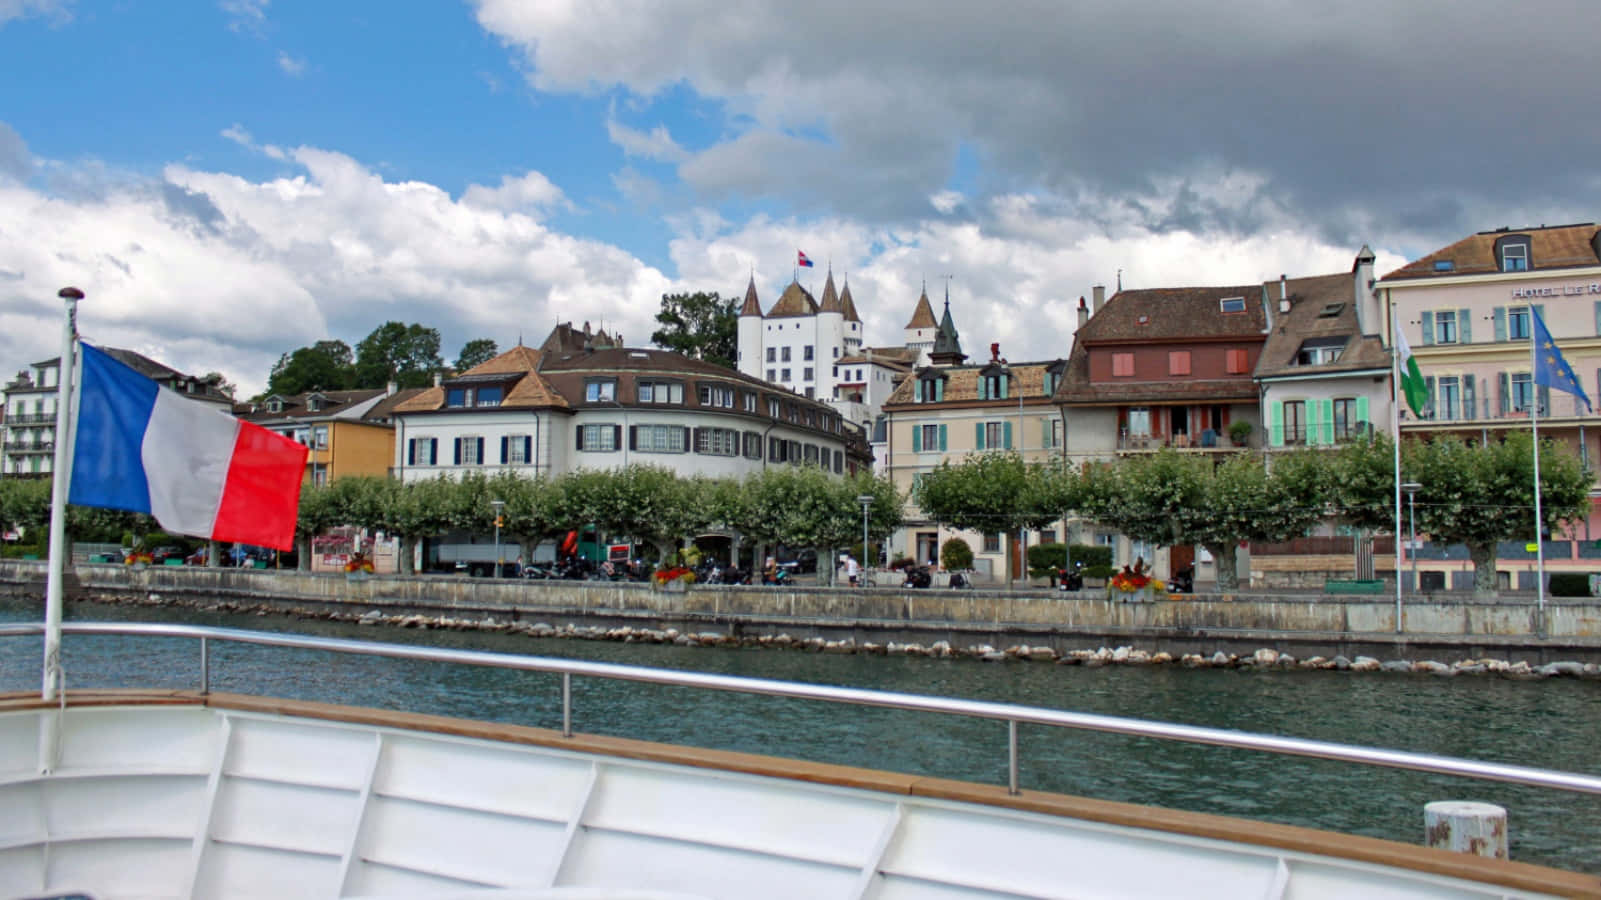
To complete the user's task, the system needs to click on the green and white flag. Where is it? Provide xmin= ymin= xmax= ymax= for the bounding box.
xmin=1393 ymin=313 xmax=1428 ymax=417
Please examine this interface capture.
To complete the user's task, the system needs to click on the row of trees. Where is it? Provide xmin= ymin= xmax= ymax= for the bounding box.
xmin=265 ymin=324 xmax=499 ymax=398
xmin=913 ymin=432 xmax=1591 ymax=594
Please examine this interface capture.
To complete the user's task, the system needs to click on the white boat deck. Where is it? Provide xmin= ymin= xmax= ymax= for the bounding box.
xmin=2 ymin=691 xmax=1594 ymax=900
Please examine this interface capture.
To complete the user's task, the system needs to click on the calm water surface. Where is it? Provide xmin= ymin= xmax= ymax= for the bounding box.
xmin=2 ymin=597 xmax=1597 ymax=872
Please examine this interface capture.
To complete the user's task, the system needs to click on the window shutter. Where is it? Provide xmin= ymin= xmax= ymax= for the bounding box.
xmin=1003 ymin=420 xmax=1013 ymax=450
xmin=1498 ymin=372 xmax=1509 ymax=415
xmin=1420 ymin=310 xmax=1435 ymax=345
xmin=629 ymin=426 xmax=638 ymax=451
xmin=999 ymin=376 xmax=1008 ymax=400
xmin=682 ymin=427 xmax=691 ymax=451
xmin=1535 ymin=304 xmax=1546 ymax=323
xmin=1040 ymin=417 xmax=1050 ymax=448
xmin=1269 ymin=402 xmax=1283 ymax=447
xmin=1462 ymin=377 xmax=1476 ymax=420
xmin=523 ymin=436 xmax=532 ymax=463
xmin=938 ymin=424 xmax=947 ymax=451
xmin=429 ymin=438 xmax=437 ymax=464
xmin=912 ymin=426 xmax=922 ymax=452
xmin=500 ymin=436 xmax=509 ymax=464
xmin=453 ymin=438 xmax=462 ymax=465
xmin=693 ymin=427 xmax=702 ymax=453
xmin=975 ymin=422 xmax=986 ymax=450
xmin=935 ymin=379 xmax=944 ymax=402
xmin=476 ymin=437 xmax=484 ymax=464
xmin=1595 ymin=301 xmax=1601 ymax=336
xmin=1457 ymin=309 xmax=1471 ymax=344
xmin=1355 ymin=396 xmax=1369 ymax=429
xmin=612 ymin=425 xmax=621 ymax=449
xmin=1424 ymin=376 xmax=1435 ymax=418
xmin=1321 ymin=399 xmax=1334 ymax=444
xmin=1306 ymin=399 xmax=1321 ymax=445
xmin=576 ymin=427 xmax=585 ymax=451
xmin=407 ymin=439 xmax=416 ymax=466
xmin=1493 ymin=307 xmax=1507 ymax=342
xmin=977 ymin=379 xmax=987 ymax=401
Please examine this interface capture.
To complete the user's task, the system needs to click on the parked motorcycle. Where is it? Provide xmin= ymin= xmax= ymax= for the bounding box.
xmin=1168 ymin=565 xmax=1195 ymax=594
xmin=901 ymin=565 xmax=932 ymax=589
xmin=947 ymin=571 xmax=971 ymax=589
xmin=1057 ymin=562 xmax=1084 ymax=591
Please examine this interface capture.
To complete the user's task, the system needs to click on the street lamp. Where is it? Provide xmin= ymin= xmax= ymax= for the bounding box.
xmin=857 ymin=494 xmax=874 ymax=574
xmin=491 ymin=499 xmax=505 ymax=578
xmin=1400 ymin=482 xmax=1421 ymax=595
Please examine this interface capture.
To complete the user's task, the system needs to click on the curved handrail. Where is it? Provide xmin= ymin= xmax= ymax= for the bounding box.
xmin=4 ymin=620 xmax=1600 ymax=797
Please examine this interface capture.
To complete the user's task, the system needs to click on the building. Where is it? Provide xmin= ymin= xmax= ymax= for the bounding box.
xmin=392 ymin=326 xmax=872 ymax=484
xmin=881 ymin=298 xmax=1067 ymax=580
xmin=236 ymin=387 xmax=422 ymax=486
xmin=1377 ymin=222 xmax=1601 ymax=590
xmin=2 ymin=349 xmax=231 ymax=478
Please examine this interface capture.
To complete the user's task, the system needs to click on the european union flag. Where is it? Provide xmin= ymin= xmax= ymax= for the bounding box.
xmin=1531 ymin=307 xmax=1592 ymax=413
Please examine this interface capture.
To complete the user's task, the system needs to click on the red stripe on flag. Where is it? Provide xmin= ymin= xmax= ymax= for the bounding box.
xmin=211 ymin=421 xmax=309 ymax=550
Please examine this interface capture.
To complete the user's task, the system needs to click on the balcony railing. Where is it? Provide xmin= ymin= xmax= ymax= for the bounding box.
xmin=3 ymin=413 xmax=56 ymax=425
xmin=1116 ymin=433 xmax=1244 ymax=452
xmin=1 ymin=441 xmax=53 ymax=454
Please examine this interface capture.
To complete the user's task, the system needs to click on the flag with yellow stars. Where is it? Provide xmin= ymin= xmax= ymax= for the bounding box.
xmin=1531 ymin=307 xmax=1592 ymax=413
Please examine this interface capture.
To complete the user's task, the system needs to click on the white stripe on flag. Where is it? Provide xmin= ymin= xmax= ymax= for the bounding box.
xmin=142 ymin=390 xmax=240 ymax=537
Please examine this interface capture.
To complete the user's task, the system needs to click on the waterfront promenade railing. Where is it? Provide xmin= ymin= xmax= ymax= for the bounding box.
xmin=4 ymin=620 xmax=1601 ymax=799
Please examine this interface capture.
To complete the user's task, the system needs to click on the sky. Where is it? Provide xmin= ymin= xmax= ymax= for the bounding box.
xmin=3 ymin=1 xmax=1600 ymax=398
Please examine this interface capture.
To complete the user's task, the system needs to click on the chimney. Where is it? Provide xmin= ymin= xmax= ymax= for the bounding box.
xmin=990 ymin=342 xmax=1001 ymax=363
xmin=1353 ymin=244 xmax=1376 ymax=333
xmin=1278 ymin=275 xmax=1290 ymax=313
xmin=432 ymin=372 xmax=442 ymax=388
xmin=1261 ymin=283 xmax=1273 ymax=331
xmin=1092 ymin=284 xmax=1106 ymax=313
xmin=386 ymin=380 xmax=397 ymax=397
xmin=1077 ymin=296 xmax=1089 ymax=329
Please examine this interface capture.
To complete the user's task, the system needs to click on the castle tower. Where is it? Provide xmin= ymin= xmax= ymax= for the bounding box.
xmin=928 ymin=294 xmax=966 ymax=367
xmin=736 ymin=276 xmax=764 ymax=379
xmin=905 ymin=285 xmax=938 ymax=366
xmin=816 ymin=269 xmax=846 ymax=398
xmin=840 ymin=279 xmax=863 ymax=354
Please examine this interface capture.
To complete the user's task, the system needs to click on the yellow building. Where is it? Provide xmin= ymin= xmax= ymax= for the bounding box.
xmin=238 ymin=388 xmax=422 ymax=485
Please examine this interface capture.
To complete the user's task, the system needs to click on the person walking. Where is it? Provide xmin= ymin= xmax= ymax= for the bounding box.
xmin=845 ymin=554 xmax=861 ymax=587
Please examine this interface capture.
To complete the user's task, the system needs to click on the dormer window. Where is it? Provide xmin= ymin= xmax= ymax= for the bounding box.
xmin=266 ymin=397 xmax=284 ymax=414
xmin=446 ymin=387 xmax=469 ymax=408
xmin=1494 ymin=234 xmax=1531 ymax=273
xmin=979 ymin=372 xmax=1008 ymax=400
xmin=584 ymin=379 xmax=616 ymax=402
xmin=306 ymin=393 xmax=325 ymax=412
xmin=914 ymin=372 xmax=945 ymax=403
xmin=1294 ymin=337 xmax=1346 ymax=366
xmin=1317 ymin=303 xmax=1344 ymax=318
xmin=1219 ymin=297 xmax=1247 ymax=313
xmin=1043 ymin=360 xmax=1067 ymax=394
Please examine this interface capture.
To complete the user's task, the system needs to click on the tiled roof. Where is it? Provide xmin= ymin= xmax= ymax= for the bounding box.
xmin=1074 ymin=284 xmax=1266 ymax=343
xmin=539 ymin=322 xmax=618 ymax=354
xmin=239 ymin=389 xmax=386 ymax=423
xmin=818 ymin=271 xmax=841 ymax=313
xmin=394 ymin=344 xmax=568 ymax=413
xmin=838 ymin=350 xmax=913 ymax=370
xmin=884 ymin=360 xmax=1061 ymax=407
xmin=364 ymin=388 xmax=427 ymax=421
xmin=1382 ymin=223 xmax=1601 ymax=281
xmin=1253 ymin=273 xmax=1391 ymax=381
xmin=738 ymin=277 xmax=763 ymax=317
xmin=767 ymin=281 xmax=819 ymax=318
xmin=905 ymin=289 xmax=937 ymax=329
xmin=839 ymin=282 xmax=861 ymax=323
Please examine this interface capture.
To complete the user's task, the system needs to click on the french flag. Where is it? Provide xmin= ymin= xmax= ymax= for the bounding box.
xmin=797 ymin=250 xmax=814 ymax=268
xmin=69 ymin=343 xmax=308 ymax=550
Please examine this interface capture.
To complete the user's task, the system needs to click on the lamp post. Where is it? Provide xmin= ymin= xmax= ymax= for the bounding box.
xmin=491 ymin=499 xmax=505 ymax=578
xmin=1400 ymin=482 xmax=1421 ymax=598
xmin=857 ymin=494 xmax=874 ymax=573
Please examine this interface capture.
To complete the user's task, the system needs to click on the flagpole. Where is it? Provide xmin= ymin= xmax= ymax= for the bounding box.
xmin=40 ymin=286 xmax=81 ymax=773
xmin=1530 ymin=320 xmax=1547 ymax=633
xmin=1391 ymin=339 xmax=1404 ymax=633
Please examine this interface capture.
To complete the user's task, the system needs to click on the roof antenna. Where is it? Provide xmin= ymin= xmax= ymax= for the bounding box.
xmin=1116 ymin=268 xmax=1123 ymax=292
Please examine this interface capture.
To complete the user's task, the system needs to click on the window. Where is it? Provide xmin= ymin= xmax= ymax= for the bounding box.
xmin=919 ymin=424 xmax=940 ymax=451
xmin=983 ymin=422 xmax=1006 ymax=449
xmin=578 ymin=424 xmax=619 ymax=452
xmin=743 ymin=431 xmax=763 ymax=459
xmin=635 ymin=425 xmax=687 ymax=453
xmin=476 ymin=386 xmax=503 ymax=407
xmin=505 ymin=434 xmax=531 ymax=464
xmin=1040 ymin=530 xmax=1056 ymax=545
xmin=803 ymin=368 xmax=814 ymax=382
xmin=1226 ymin=349 xmax=1249 ymax=374
xmin=984 ymin=533 xmax=1002 ymax=553
xmin=638 ymin=381 xmax=683 ymax=404
xmin=916 ymin=377 xmax=944 ymax=402
xmin=780 ymin=368 xmax=791 ymax=381
xmin=804 ymin=444 xmax=819 ymax=464
xmin=1283 ymin=401 xmax=1306 ymax=445
xmin=457 ymin=435 xmax=484 ymax=465
xmin=803 ymin=345 xmax=814 ymax=361
xmin=1126 ymin=407 xmax=1151 ymax=436
xmin=446 ymin=387 xmax=469 ymax=408
xmin=1112 ymin=353 xmax=1134 ymax=377
xmin=1508 ymin=306 xmax=1531 ymax=340
xmin=1333 ymin=399 xmax=1356 ymax=440
xmin=1042 ymin=417 xmax=1063 ymax=449
xmin=766 ymin=347 xmax=776 ymax=362
xmin=313 ymin=426 xmax=328 ymax=450
xmin=1168 ymin=351 xmax=1191 ymax=375
xmin=312 ymin=466 xmax=327 ymax=486
xmin=585 ymin=380 xmax=616 ymax=402
xmin=696 ymin=427 xmax=739 ymax=456
xmin=832 ymin=347 xmax=839 ymax=358
xmin=1437 ymin=376 xmax=1460 ymax=421
xmin=407 ymin=437 xmax=438 ymax=466
xmin=698 ymin=384 xmax=734 ymax=408
xmin=833 ymin=366 xmax=839 ymax=378
xmin=1295 ymin=338 xmax=1345 ymax=366
xmin=768 ymin=398 xmax=780 ymax=417
xmin=767 ymin=369 xmax=776 ymax=381
xmin=1501 ymin=242 xmax=1529 ymax=272
xmin=1219 ymin=297 xmax=1247 ymax=313
xmin=1317 ymin=303 xmax=1345 ymax=318
xmin=980 ymin=373 xmax=1008 ymax=399
xmin=781 ymin=346 xmax=792 ymax=362
xmin=743 ymin=392 xmax=757 ymax=412
xmin=1511 ymin=372 xmax=1534 ymax=412
xmin=1435 ymin=313 xmax=1458 ymax=344
xmin=1433 ymin=260 xmax=1455 ymax=272
xmin=768 ymin=436 xmax=786 ymax=462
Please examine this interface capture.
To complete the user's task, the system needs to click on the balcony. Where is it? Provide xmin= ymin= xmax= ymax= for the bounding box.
xmin=1115 ymin=433 xmax=1245 ymax=453
xmin=3 ymin=413 xmax=55 ymax=425
xmin=2 ymin=441 xmax=54 ymax=455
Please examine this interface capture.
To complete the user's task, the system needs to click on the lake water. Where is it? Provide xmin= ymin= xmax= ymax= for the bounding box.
xmin=2 ymin=596 xmax=1597 ymax=873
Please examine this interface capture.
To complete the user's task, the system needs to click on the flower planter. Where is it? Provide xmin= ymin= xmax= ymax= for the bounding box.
xmin=1109 ymin=584 xmax=1159 ymax=603
xmin=346 ymin=570 xmax=370 ymax=582
xmin=657 ymin=578 xmax=690 ymax=594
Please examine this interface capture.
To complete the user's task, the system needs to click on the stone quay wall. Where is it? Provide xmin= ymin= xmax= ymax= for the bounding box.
xmin=4 ymin=561 xmax=1601 ymax=663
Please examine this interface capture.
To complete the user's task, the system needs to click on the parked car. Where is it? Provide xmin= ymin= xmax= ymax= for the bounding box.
xmin=150 ymin=546 xmax=185 ymax=564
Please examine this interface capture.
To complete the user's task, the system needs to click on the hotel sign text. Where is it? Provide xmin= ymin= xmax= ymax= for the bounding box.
xmin=1510 ymin=283 xmax=1601 ymax=298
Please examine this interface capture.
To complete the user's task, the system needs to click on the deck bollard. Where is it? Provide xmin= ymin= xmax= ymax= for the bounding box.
xmin=1424 ymin=801 xmax=1507 ymax=859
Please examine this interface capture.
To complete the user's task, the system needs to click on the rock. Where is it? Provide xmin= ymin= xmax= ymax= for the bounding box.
xmin=1209 ymin=651 xmax=1231 ymax=667
xmin=1150 ymin=651 xmax=1173 ymax=664
xmin=1252 ymin=648 xmax=1279 ymax=666
xmin=1331 ymin=655 xmax=1351 ymax=670
xmin=1455 ymin=663 xmax=1487 ymax=676
xmin=1350 ymin=656 xmax=1381 ymax=672
xmin=1380 ymin=660 xmax=1412 ymax=673
xmin=1028 ymin=647 xmax=1058 ymax=662
xmin=1544 ymin=661 xmax=1585 ymax=678
xmin=1055 ymin=655 xmax=1081 ymax=665
xmin=1112 ymin=646 xmax=1132 ymax=662
xmin=1180 ymin=653 xmax=1206 ymax=668
xmin=1082 ymin=657 xmax=1107 ymax=668
xmin=1298 ymin=656 xmax=1326 ymax=669
xmin=930 ymin=640 xmax=954 ymax=657
xmin=980 ymin=651 xmax=1008 ymax=662
xmin=1276 ymin=654 xmax=1297 ymax=668
xmin=1413 ymin=660 xmax=1455 ymax=676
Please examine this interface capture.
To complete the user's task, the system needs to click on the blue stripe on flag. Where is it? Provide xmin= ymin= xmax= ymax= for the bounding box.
xmin=69 ymin=343 xmax=158 ymax=514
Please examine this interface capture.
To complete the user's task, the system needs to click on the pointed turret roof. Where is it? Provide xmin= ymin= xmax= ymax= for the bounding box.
xmin=929 ymin=298 xmax=966 ymax=366
xmin=839 ymin=280 xmax=861 ymax=323
xmin=905 ymin=287 xmax=937 ymax=329
xmin=739 ymin=276 xmax=763 ymax=317
xmin=767 ymin=280 xmax=820 ymax=318
xmin=818 ymin=270 xmax=841 ymax=313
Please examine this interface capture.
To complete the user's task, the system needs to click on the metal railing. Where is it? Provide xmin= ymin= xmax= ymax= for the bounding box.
xmin=4 ymin=620 xmax=1601 ymax=798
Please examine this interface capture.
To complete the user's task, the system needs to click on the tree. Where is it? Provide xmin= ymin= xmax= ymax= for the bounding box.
xmin=1404 ymin=432 xmax=1590 ymax=596
xmin=353 ymin=321 xmax=444 ymax=389
xmin=913 ymin=452 xmax=1059 ymax=587
xmin=454 ymin=338 xmax=499 ymax=372
xmin=293 ymin=483 xmax=346 ymax=570
xmin=202 ymin=372 xmax=237 ymax=400
xmin=265 ymin=340 xmax=355 ymax=396
xmin=651 ymin=292 xmax=738 ymax=368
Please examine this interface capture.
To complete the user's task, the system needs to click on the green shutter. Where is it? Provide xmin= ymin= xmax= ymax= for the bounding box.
xmin=1040 ymin=417 xmax=1050 ymax=448
xmin=938 ymin=424 xmax=948 ymax=451
xmin=1321 ymin=398 xmax=1334 ymax=444
xmin=1498 ymin=372 xmax=1509 ymax=414
xmin=1003 ymin=420 xmax=1013 ymax=450
xmin=977 ymin=379 xmax=988 ymax=400
xmin=1306 ymin=399 xmax=1321 ymax=446
xmin=1457 ymin=309 xmax=1472 ymax=344
xmin=1420 ymin=310 xmax=1435 ymax=345
xmin=975 ymin=422 xmax=986 ymax=450
xmin=912 ymin=425 xmax=922 ymax=453
xmin=935 ymin=379 xmax=944 ymax=402
xmin=1269 ymin=402 xmax=1283 ymax=447
xmin=1356 ymin=396 xmax=1369 ymax=430
xmin=999 ymin=376 xmax=1008 ymax=400
xmin=1493 ymin=307 xmax=1507 ymax=342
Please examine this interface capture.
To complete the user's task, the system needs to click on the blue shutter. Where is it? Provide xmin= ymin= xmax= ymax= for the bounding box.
xmin=476 ymin=437 xmax=484 ymax=464
xmin=1420 ymin=310 xmax=1435 ymax=345
xmin=500 ymin=436 xmax=509 ymax=464
xmin=1003 ymin=421 xmax=1013 ymax=450
xmin=938 ymin=424 xmax=947 ymax=451
xmin=453 ymin=438 xmax=462 ymax=465
xmin=523 ymin=436 xmax=532 ymax=463
xmin=935 ymin=379 xmax=944 ymax=402
xmin=912 ymin=425 xmax=922 ymax=453
xmin=977 ymin=378 xmax=987 ymax=401
xmin=1457 ymin=309 xmax=1471 ymax=344
xmin=1493 ymin=307 xmax=1507 ymax=342
xmin=975 ymin=422 xmax=986 ymax=450
xmin=407 ymin=439 xmax=416 ymax=466
xmin=1498 ymin=372 xmax=1509 ymax=415
xmin=999 ymin=376 xmax=1008 ymax=400
xmin=576 ymin=426 xmax=585 ymax=450
xmin=429 ymin=438 xmax=437 ymax=464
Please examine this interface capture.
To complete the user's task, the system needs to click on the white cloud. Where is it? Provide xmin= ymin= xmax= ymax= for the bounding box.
xmin=460 ymin=171 xmax=568 ymax=216
xmin=0 ymin=0 xmax=71 ymax=27
xmin=606 ymin=118 xmax=688 ymax=163
xmin=276 ymin=50 xmax=306 ymax=77
xmin=219 ymin=0 xmax=267 ymax=34
xmin=929 ymin=190 xmax=963 ymax=215
xmin=220 ymin=123 xmax=253 ymax=147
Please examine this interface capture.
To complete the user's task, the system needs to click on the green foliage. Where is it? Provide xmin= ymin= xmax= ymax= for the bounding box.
xmin=353 ymin=321 xmax=444 ymax=389
xmin=651 ymin=291 xmax=738 ymax=369
xmin=940 ymin=537 xmax=973 ymax=570
xmin=453 ymin=338 xmax=499 ymax=372
xmin=914 ymin=452 xmax=1059 ymax=536
xmin=266 ymin=340 xmax=354 ymax=396
xmin=1067 ymin=543 xmax=1112 ymax=569
xmin=1027 ymin=542 xmax=1068 ymax=577
xmin=1081 ymin=564 xmax=1116 ymax=579
xmin=1549 ymin=572 xmax=1592 ymax=597
xmin=1228 ymin=421 xmax=1252 ymax=442
xmin=1331 ymin=432 xmax=1398 ymax=532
